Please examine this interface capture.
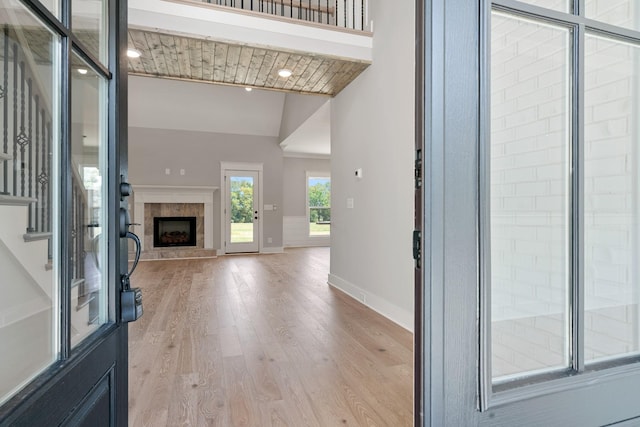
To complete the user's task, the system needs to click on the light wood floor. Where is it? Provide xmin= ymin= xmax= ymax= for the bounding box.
xmin=128 ymin=247 xmax=413 ymax=426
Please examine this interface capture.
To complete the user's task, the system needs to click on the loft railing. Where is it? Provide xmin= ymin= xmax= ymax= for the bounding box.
xmin=202 ymin=0 xmax=369 ymax=31
xmin=0 ymin=26 xmax=52 ymax=236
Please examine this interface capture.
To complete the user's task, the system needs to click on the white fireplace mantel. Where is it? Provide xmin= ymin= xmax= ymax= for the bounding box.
xmin=132 ymin=185 xmax=218 ymax=251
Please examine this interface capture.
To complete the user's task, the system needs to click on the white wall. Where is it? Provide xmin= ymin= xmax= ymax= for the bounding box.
xmin=329 ymin=0 xmax=415 ymax=331
xmin=282 ymin=157 xmax=330 ymax=247
xmin=128 ymin=127 xmax=284 ymax=249
xmin=279 ymin=94 xmax=328 ymax=142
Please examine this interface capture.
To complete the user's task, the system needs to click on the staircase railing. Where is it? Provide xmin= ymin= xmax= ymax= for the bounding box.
xmin=0 ymin=26 xmax=51 ymax=236
xmin=1 ymin=24 xmax=92 ymax=284
xmin=71 ymin=164 xmax=87 ymax=282
xmin=200 ymin=0 xmax=369 ymax=31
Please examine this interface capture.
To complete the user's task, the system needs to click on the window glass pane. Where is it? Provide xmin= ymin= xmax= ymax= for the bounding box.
xmin=39 ymin=0 xmax=61 ymax=19
xmin=490 ymin=12 xmax=571 ymax=381
xmin=585 ymin=1 xmax=640 ymax=33
xmin=518 ymin=0 xmax=571 ymax=13
xmin=70 ymin=51 xmax=108 ymax=347
xmin=309 ymin=176 xmax=330 ymax=236
xmin=230 ymin=176 xmax=255 ymax=243
xmin=0 ymin=1 xmax=60 ymax=404
xmin=584 ymin=35 xmax=640 ymax=363
xmin=72 ymin=0 xmax=108 ymax=65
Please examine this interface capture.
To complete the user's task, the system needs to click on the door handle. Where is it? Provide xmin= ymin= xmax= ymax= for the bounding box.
xmin=124 ymin=231 xmax=141 ymax=277
xmin=119 ymin=179 xmax=143 ymax=323
xmin=121 ymin=230 xmax=143 ymax=322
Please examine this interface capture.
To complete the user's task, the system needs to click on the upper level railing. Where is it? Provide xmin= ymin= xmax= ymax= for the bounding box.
xmin=201 ymin=0 xmax=369 ymax=31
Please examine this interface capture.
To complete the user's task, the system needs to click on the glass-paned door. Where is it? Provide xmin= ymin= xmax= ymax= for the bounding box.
xmin=420 ymin=0 xmax=640 ymax=424
xmin=487 ymin=1 xmax=640 ymax=390
xmin=0 ymin=0 xmax=130 ymax=424
xmin=226 ymin=170 xmax=260 ymax=253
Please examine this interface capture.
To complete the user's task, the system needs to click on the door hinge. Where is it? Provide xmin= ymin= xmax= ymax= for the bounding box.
xmin=415 ymin=148 xmax=422 ymax=189
xmin=413 ymin=230 xmax=421 ymax=269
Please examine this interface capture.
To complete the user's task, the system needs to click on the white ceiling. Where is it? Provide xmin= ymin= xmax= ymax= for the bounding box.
xmin=128 ymin=75 xmax=285 ymax=137
xmin=128 ymin=75 xmax=330 ymax=155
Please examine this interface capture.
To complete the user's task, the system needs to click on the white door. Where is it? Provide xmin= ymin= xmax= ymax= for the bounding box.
xmin=419 ymin=0 xmax=640 ymax=424
xmin=225 ymin=170 xmax=260 ymax=253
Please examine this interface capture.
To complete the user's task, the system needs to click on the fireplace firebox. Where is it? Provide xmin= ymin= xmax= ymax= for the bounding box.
xmin=153 ymin=216 xmax=197 ymax=247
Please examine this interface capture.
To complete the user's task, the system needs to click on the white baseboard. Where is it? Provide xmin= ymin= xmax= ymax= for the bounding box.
xmin=284 ymin=241 xmax=330 ymax=248
xmin=261 ymin=246 xmax=284 ymax=254
xmin=327 ymin=273 xmax=414 ymax=332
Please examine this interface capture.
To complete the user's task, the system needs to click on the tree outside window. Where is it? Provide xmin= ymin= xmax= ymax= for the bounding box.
xmin=308 ymin=176 xmax=330 ymax=236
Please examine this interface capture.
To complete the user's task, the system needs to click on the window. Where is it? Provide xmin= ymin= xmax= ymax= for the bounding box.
xmin=308 ymin=174 xmax=330 ymax=237
xmin=485 ymin=0 xmax=640 ymax=395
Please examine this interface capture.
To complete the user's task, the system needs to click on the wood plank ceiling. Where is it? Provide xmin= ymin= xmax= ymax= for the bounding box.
xmin=127 ymin=27 xmax=370 ymax=96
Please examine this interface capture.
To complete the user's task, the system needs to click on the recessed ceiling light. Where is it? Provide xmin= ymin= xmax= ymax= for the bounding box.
xmin=245 ymin=87 xmax=253 ymax=92
xmin=278 ymin=68 xmax=292 ymax=78
xmin=77 ymin=68 xmax=88 ymax=75
xmin=127 ymin=48 xmax=141 ymax=58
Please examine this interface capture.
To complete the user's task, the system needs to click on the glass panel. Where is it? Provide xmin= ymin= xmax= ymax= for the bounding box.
xmin=490 ymin=12 xmax=571 ymax=381
xmin=309 ymin=176 xmax=331 ymax=236
xmin=584 ymin=35 xmax=640 ymax=363
xmin=40 ymin=0 xmax=61 ymax=19
xmin=70 ymin=51 xmax=108 ymax=347
xmin=230 ymin=176 xmax=254 ymax=243
xmin=585 ymin=1 xmax=640 ymax=33
xmin=518 ymin=0 xmax=571 ymax=13
xmin=0 ymin=1 xmax=60 ymax=404
xmin=72 ymin=0 xmax=107 ymax=65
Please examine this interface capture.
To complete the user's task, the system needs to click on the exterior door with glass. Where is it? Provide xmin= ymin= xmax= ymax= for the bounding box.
xmin=420 ymin=0 xmax=640 ymax=425
xmin=225 ymin=170 xmax=260 ymax=253
xmin=0 ymin=0 xmax=131 ymax=425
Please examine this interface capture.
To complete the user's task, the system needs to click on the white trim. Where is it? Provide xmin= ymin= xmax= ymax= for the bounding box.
xmin=131 ymin=185 xmax=218 ymax=251
xmin=220 ymin=162 xmax=264 ymax=254
xmin=260 ymin=246 xmax=284 ymax=254
xmin=139 ymin=255 xmax=217 ymax=262
xmin=282 ymin=152 xmax=331 ymax=160
xmin=327 ymin=273 xmax=414 ymax=332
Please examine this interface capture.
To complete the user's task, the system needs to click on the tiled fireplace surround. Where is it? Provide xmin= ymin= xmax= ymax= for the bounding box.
xmin=132 ymin=185 xmax=218 ymax=259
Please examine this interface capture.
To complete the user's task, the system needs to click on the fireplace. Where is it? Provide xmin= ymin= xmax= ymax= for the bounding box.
xmin=153 ymin=216 xmax=197 ymax=247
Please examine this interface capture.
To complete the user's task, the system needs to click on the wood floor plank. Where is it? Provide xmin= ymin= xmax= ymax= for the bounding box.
xmin=128 ymin=248 xmax=413 ymax=426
